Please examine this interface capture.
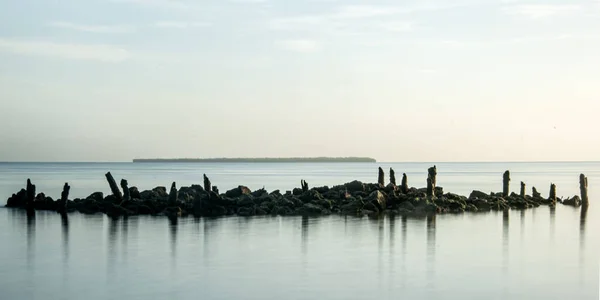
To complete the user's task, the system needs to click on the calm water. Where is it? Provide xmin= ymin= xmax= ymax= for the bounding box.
xmin=0 ymin=162 xmax=598 ymax=299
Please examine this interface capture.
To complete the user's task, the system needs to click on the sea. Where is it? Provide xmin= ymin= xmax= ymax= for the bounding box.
xmin=0 ymin=162 xmax=598 ymax=299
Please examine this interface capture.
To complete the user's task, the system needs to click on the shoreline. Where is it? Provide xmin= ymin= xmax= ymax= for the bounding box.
xmin=4 ymin=166 xmax=589 ymax=219
xmin=132 ymin=157 xmax=377 ymax=163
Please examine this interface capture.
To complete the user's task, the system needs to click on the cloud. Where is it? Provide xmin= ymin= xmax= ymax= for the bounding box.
xmin=48 ymin=21 xmax=135 ymax=33
xmin=275 ymin=39 xmax=319 ymax=53
xmin=503 ymin=4 xmax=582 ymax=19
xmin=0 ymin=38 xmax=130 ymax=62
xmin=375 ymin=21 xmax=414 ymax=32
xmin=108 ymin=0 xmax=192 ymax=10
xmin=153 ymin=21 xmax=211 ymax=29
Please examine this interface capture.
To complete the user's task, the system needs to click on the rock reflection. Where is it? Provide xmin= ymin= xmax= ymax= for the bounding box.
xmin=26 ymin=211 xmax=35 ymax=269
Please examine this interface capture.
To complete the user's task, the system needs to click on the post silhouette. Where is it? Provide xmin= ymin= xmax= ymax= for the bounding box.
xmin=401 ymin=173 xmax=408 ymax=194
xmin=390 ymin=168 xmax=396 ymax=186
xmin=580 ymin=174 xmax=589 ymax=208
xmin=378 ymin=167 xmax=385 ymax=187
xmin=105 ymin=172 xmax=123 ymax=202
xmin=503 ymin=171 xmax=510 ymax=197
xmin=520 ymin=181 xmax=526 ymax=199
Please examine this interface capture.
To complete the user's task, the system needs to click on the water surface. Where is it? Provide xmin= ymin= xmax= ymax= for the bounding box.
xmin=0 ymin=162 xmax=598 ymax=299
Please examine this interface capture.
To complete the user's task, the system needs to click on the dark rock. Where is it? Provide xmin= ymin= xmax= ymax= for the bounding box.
xmin=238 ymin=206 xmax=255 ymax=216
xmin=129 ymin=187 xmax=141 ymax=199
xmin=368 ymin=191 xmax=387 ymax=212
xmin=341 ymin=198 xmax=364 ymax=215
xmin=469 ymin=190 xmax=490 ymax=200
xmin=225 ymin=185 xmax=252 ymax=198
xmin=562 ymin=196 xmax=581 ymax=207
xmin=296 ymin=203 xmax=329 ymax=216
xmin=237 ymin=194 xmax=255 ymax=207
xmin=87 ymin=192 xmax=104 ymax=202
xmin=251 ymin=188 xmax=267 ymax=198
xmin=345 ymin=180 xmax=365 ymax=193
xmin=152 ymin=187 xmax=168 ymax=198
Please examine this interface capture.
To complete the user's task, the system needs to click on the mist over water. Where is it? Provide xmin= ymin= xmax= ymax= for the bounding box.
xmin=0 ymin=162 xmax=598 ymax=299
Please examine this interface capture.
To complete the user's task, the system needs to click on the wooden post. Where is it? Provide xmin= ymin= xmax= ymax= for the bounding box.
xmin=389 ymin=168 xmax=396 ymax=186
xmin=301 ymin=180 xmax=308 ymax=192
xmin=120 ymin=179 xmax=130 ymax=202
xmin=580 ymin=174 xmax=589 ymax=207
xmin=58 ymin=182 xmax=70 ymax=213
xmin=105 ymin=172 xmax=123 ymax=202
xmin=378 ymin=167 xmax=385 ymax=187
xmin=532 ymin=186 xmax=541 ymax=198
xmin=428 ymin=165 xmax=437 ymax=187
xmin=168 ymin=182 xmax=178 ymax=205
xmin=26 ymin=179 xmax=36 ymax=212
xmin=427 ymin=178 xmax=434 ymax=198
xmin=401 ymin=173 xmax=408 ymax=194
xmin=520 ymin=182 xmax=526 ymax=199
xmin=503 ymin=171 xmax=510 ymax=197
xmin=549 ymin=183 xmax=556 ymax=203
xmin=203 ymin=174 xmax=211 ymax=192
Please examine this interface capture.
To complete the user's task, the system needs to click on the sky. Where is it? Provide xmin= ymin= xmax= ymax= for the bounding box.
xmin=0 ymin=0 xmax=599 ymax=162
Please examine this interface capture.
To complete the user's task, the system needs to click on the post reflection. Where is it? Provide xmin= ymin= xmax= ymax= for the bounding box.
xmin=107 ymin=216 xmax=119 ymax=281
xmin=169 ymin=217 xmax=178 ymax=259
xmin=502 ymin=210 xmax=509 ymax=273
xmin=60 ymin=213 xmax=69 ymax=262
xmin=426 ymin=214 xmax=436 ymax=285
xmin=520 ymin=210 xmax=525 ymax=241
xmin=549 ymin=206 xmax=556 ymax=243
xmin=301 ymin=216 xmax=309 ymax=256
xmin=400 ymin=215 xmax=407 ymax=288
xmin=579 ymin=205 xmax=588 ymax=249
xmin=26 ymin=211 xmax=36 ymax=269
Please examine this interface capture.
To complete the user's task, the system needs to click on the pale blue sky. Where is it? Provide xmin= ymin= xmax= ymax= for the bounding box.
xmin=0 ymin=0 xmax=599 ymax=162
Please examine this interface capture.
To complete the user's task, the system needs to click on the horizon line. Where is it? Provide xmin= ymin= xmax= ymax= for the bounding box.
xmin=0 ymin=160 xmax=598 ymax=163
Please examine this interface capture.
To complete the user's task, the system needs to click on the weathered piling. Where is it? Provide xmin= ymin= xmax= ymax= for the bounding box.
xmin=502 ymin=171 xmax=510 ymax=197
xmin=580 ymin=174 xmax=589 ymax=207
xmin=520 ymin=182 xmax=526 ymax=199
xmin=168 ymin=182 xmax=178 ymax=205
xmin=26 ymin=179 xmax=35 ymax=212
xmin=120 ymin=179 xmax=130 ymax=202
xmin=390 ymin=168 xmax=396 ymax=186
xmin=532 ymin=186 xmax=541 ymax=198
xmin=203 ymin=174 xmax=211 ymax=192
xmin=401 ymin=173 xmax=408 ymax=194
xmin=428 ymin=166 xmax=437 ymax=187
xmin=105 ymin=172 xmax=123 ymax=202
xmin=301 ymin=179 xmax=309 ymax=192
xmin=549 ymin=183 xmax=557 ymax=203
xmin=57 ymin=182 xmax=70 ymax=213
xmin=427 ymin=178 xmax=434 ymax=198
xmin=378 ymin=167 xmax=385 ymax=187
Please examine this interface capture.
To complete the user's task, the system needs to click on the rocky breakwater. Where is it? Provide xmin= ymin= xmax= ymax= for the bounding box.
xmin=5 ymin=168 xmax=590 ymax=219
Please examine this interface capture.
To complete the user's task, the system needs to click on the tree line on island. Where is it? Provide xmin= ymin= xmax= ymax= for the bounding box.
xmin=132 ymin=157 xmax=377 ymax=163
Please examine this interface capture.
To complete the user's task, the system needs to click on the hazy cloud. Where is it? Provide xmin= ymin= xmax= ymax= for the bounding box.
xmin=275 ymin=39 xmax=319 ymax=53
xmin=503 ymin=4 xmax=582 ymax=19
xmin=48 ymin=21 xmax=135 ymax=33
xmin=0 ymin=38 xmax=130 ymax=62
xmin=153 ymin=21 xmax=211 ymax=28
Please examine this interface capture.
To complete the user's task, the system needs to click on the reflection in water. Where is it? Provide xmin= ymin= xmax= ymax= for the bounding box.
xmin=579 ymin=206 xmax=588 ymax=250
xmin=26 ymin=211 xmax=35 ymax=270
xmin=400 ymin=215 xmax=407 ymax=288
xmin=61 ymin=213 xmax=69 ymax=262
xmin=520 ymin=210 xmax=525 ymax=240
xmin=301 ymin=216 xmax=309 ymax=256
xmin=107 ymin=217 xmax=119 ymax=281
xmin=502 ymin=210 xmax=509 ymax=274
xmin=169 ymin=217 xmax=178 ymax=259
xmin=426 ymin=214 xmax=436 ymax=287
xmin=549 ymin=206 xmax=556 ymax=243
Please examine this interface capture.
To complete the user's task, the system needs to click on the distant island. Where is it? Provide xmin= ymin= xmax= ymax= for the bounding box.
xmin=132 ymin=157 xmax=377 ymax=163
